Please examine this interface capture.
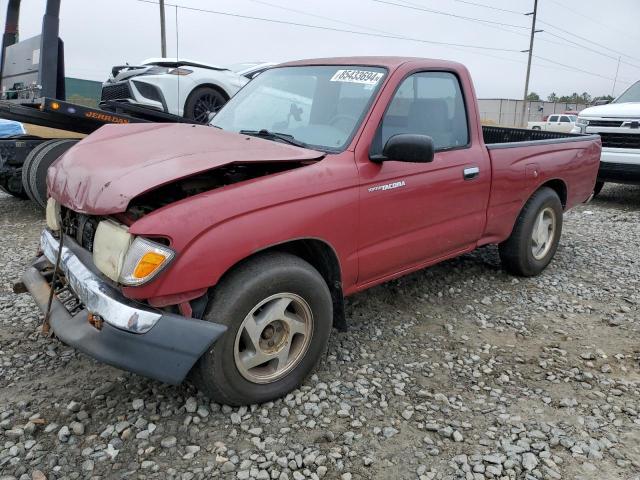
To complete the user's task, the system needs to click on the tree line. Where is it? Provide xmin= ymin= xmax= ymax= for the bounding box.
xmin=525 ymin=92 xmax=615 ymax=103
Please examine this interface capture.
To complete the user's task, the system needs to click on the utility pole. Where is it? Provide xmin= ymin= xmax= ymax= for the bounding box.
xmin=611 ymin=56 xmax=621 ymax=97
xmin=520 ymin=0 xmax=542 ymax=127
xmin=159 ymin=0 xmax=167 ymax=57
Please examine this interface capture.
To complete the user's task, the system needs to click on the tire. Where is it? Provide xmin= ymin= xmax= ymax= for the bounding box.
xmin=21 ymin=140 xmax=55 ymax=203
xmin=499 ymin=187 xmax=563 ymax=277
xmin=192 ymin=252 xmax=333 ymax=406
xmin=184 ymin=87 xmax=227 ymax=123
xmin=593 ymin=181 xmax=605 ymax=198
xmin=0 ymin=180 xmax=28 ymax=199
xmin=28 ymin=139 xmax=79 ymax=208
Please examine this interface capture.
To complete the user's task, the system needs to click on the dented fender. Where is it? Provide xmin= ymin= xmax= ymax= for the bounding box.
xmin=121 ymin=154 xmax=361 ymax=301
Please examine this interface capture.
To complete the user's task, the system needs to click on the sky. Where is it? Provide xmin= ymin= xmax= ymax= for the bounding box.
xmin=3 ymin=0 xmax=640 ymax=100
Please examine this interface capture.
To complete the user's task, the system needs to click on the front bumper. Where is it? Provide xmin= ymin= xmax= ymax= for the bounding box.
xmin=21 ymin=230 xmax=226 ymax=385
xmin=598 ymin=148 xmax=640 ymax=184
xmin=100 ymin=79 xmax=167 ymax=113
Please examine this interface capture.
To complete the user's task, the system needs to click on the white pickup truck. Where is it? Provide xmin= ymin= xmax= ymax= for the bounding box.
xmin=572 ymin=80 xmax=640 ymax=195
xmin=528 ymin=114 xmax=577 ymax=132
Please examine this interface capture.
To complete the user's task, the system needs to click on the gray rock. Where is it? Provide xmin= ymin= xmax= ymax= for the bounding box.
xmin=221 ymin=461 xmax=236 ymax=473
xmin=161 ymin=436 xmax=177 ymax=448
xmin=57 ymin=426 xmax=70 ymax=442
xmin=522 ymin=452 xmax=538 ymax=471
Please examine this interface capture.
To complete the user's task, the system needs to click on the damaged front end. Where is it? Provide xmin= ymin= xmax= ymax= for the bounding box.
xmin=19 ymin=229 xmax=227 ymax=384
xmin=19 ymin=123 xmax=326 ymax=384
xmin=126 ymin=161 xmax=309 ymax=219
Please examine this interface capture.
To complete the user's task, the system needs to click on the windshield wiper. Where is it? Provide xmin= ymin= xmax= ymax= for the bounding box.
xmin=239 ymin=129 xmax=308 ymax=148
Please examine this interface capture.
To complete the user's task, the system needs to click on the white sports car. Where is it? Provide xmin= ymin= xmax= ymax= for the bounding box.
xmin=100 ymin=59 xmax=274 ymax=123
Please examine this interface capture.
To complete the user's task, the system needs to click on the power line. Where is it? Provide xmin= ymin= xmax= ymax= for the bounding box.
xmin=385 ymin=0 xmax=640 ymax=69
xmin=134 ymin=0 xmax=521 ymax=52
xmin=533 ymin=55 xmax=631 ymax=84
xmin=545 ymin=0 xmax=640 ymax=43
xmin=244 ymin=0 xmax=392 ymax=35
xmin=371 ymin=0 xmax=598 ymax=56
xmin=136 ymin=0 xmax=632 ymax=93
xmin=372 ymin=0 xmax=529 ymax=30
xmin=447 ymin=0 xmax=524 ymax=15
xmin=537 ymin=19 xmax=640 ymax=64
xmin=540 ymin=30 xmax=640 ymax=70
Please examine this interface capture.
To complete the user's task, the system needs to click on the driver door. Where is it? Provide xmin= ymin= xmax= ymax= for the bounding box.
xmin=356 ymin=71 xmax=491 ymax=285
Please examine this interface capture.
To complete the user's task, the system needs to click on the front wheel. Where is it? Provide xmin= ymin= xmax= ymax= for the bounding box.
xmin=499 ymin=187 xmax=563 ymax=277
xmin=184 ymin=87 xmax=227 ymax=123
xmin=192 ymin=252 xmax=332 ymax=406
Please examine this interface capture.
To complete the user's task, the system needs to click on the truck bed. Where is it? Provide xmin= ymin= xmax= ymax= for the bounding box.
xmin=482 ymin=125 xmax=594 ymax=148
xmin=479 ymin=125 xmax=601 ymax=246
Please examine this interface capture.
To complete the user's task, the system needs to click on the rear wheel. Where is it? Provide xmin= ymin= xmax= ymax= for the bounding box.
xmin=192 ymin=252 xmax=332 ymax=406
xmin=593 ymin=181 xmax=605 ymax=198
xmin=184 ymin=87 xmax=227 ymax=123
xmin=499 ymin=187 xmax=563 ymax=277
xmin=27 ymin=139 xmax=79 ymax=208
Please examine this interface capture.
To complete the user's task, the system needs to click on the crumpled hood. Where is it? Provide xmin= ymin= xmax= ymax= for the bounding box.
xmin=47 ymin=123 xmax=324 ymax=214
xmin=580 ymin=102 xmax=640 ymax=118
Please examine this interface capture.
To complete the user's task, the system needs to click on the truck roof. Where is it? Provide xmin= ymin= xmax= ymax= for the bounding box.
xmin=280 ymin=56 xmax=465 ymax=71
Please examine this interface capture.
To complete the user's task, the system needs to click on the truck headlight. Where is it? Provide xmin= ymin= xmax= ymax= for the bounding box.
xmin=119 ymin=237 xmax=175 ymax=286
xmin=93 ymin=220 xmax=133 ymax=282
xmin=46 ymin=198 xmax=62 ymax=231
xmin=574 ymin=117 xmax=589 ymax=134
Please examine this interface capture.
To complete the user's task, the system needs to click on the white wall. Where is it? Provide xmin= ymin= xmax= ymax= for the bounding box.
xmin=478 ymin=99 xmax=589 ymax=126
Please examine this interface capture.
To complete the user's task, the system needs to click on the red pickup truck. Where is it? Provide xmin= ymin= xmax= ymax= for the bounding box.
xmin=21 ymin=57 xmax=601 ymax=406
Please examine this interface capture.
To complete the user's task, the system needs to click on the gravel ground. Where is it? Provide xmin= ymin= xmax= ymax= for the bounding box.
xmin=1 ymin=184 xmax=639 ymax=480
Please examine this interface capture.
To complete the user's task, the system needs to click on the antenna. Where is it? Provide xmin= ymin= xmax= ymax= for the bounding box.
xmin=175 ymin=5 xmax=180 ymax=115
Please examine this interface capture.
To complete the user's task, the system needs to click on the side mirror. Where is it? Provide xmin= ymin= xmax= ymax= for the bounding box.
xmin=593 ymin=99 xmax=611 ymax=106
xmin=371 ymin=134 xmax=435 ymax=163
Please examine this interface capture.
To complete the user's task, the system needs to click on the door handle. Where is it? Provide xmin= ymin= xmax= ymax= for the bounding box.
xmin=463 ymin=166 xmax=480 ymax=180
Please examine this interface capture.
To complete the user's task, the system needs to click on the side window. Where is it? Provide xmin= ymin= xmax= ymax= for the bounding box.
xmin=548 ymin=115 xmax=558 ymax=122
xmin=559 ymin=115 xmax=570 ymax=123
xmin=373 ymin=71 xmax=469 ymax=154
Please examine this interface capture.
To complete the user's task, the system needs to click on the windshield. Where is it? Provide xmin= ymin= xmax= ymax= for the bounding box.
xmin=212 ymin=65 xmax=387 ymax=151
xmin=614 ymin=80 xmax=640 ymax=103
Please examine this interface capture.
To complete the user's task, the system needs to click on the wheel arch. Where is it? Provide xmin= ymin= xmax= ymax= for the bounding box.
xmin=184 ymin=82 xmax=231 ymax=110
xmin=214 ymin=238 xmax=346 ymax=331
xmin=539 ymin=178 xmax=567 ymax=209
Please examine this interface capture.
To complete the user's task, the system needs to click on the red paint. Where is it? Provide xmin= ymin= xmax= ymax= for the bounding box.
xmin=47 ymin=123 xmax=324 ymax=214
xmin=48 ymin=57 xmax=601 ymax=304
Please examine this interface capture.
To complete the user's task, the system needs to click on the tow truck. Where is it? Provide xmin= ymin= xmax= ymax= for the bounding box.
xmin=0 ymin=0 xmax=192 ymax=207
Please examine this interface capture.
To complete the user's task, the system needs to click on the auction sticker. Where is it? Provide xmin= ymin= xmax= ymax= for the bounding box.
xmin=330 ymin=69 xmax=384 ymax=85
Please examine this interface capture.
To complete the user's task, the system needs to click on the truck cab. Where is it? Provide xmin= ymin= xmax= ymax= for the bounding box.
xmin=572 ymin=80 xmax=640 ymax=192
